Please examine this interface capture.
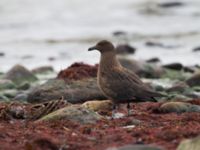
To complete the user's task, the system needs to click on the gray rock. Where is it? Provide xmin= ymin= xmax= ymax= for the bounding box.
xmin=112 ymin=31 xmax=127 ymax=37
xmin=161 ymin=69 xmax=190 ymax=81
xmin=158 ymin=2 xmax=184 ymax=8
xmin=116 ymin=44 xmax=136 ymax=55
xmin=27 ymin=78 xmax=106 ymax=103
xmin=0 ymin=94 xmax=9 ymax=101
xmin=107 ymin=144 xmax=163 ymax=150
xmin=37 ymin=105 xmax=102 ymax=124
xmin=166 ymin=93 xmax=190 ymax=101
xmin=177 ymin=136 xmax=200 ymax=150
xmin=183 ymin=66 xmax=195 ymax=73
xmin=14 ymin=93 xmax=28 ymax=101
xmin=193 ymin=46 xmax=200 ymax=52
xmin=145 ymin=41 xmax=178 ymax=49
xmin=159 ymin=102 xmax=200 ymax=113
xmin=4 ymin=64 xmax=38 ymax=84
xmin=118 ymin=57 xmax=143 ymax=74
xmin=146 ymin=57 xmax=160 ymax=63
xmin=0 ymin=52 xmax=5 ymax=57
xmin=162 ymin=63 xmax=183 ymax=71
xmin=0 ymin=79 xmax=16 ymax=90
xmin=166 ymin=82 xmax=189 ymax=93
xmin=118 ymin=57 xmax=164 ymax=78
xmin=186 ymin=73 xmax=200 ymax=87
xmin=21 ymin=55 xmax=33 ymax=59
xmin=2 ymin=89 xmax=18 ymax=98
xmin=193 ymin=86 xmax=200 ymax=92
xmin=183 ymin=89 xmax=200 ymax=99
xmin=17 ymin=82 xmax=30 ymax=90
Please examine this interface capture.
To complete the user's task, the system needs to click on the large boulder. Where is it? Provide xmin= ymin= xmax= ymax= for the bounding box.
xmin=27 ymin=78 xmax=106 ymax=103
xmin=4 ymin=65 xmax=37 ymax=85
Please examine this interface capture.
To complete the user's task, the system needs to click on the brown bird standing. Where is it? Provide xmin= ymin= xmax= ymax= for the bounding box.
xmin=88 ymin=40 xmax=164 ymax=117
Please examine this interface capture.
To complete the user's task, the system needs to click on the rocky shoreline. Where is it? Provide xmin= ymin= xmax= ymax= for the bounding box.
xmin=0 ymin=56 xmax=200 ymax=150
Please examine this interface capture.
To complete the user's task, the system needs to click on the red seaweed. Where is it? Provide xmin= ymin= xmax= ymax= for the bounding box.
xmin=0 ymin=100 xmax=200 ymax=150
xmin=57 ymin=62 xmax=98 ymax=80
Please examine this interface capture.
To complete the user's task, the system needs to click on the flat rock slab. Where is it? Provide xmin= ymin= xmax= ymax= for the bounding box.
xmin=107 ymin=144 xmax=163 ymax=150
xmin=37 ymin=105 xmax=103 ymax=124
xmin=177 ymin=136 xmax=200 ymax=150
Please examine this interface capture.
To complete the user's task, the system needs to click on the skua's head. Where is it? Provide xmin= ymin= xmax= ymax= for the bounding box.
xmin=88 ymin=40 xmax=115 ymax=53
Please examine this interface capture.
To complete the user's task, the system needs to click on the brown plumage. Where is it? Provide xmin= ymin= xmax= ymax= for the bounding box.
xmin=88 ymin=40 xmax=164 ymax=116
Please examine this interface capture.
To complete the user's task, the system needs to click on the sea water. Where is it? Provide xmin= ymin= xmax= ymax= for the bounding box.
xmin=0 ymin=0 xmax=200 ymax=72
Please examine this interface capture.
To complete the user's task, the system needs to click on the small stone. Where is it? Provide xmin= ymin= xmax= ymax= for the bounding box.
xmin=145 ymin=41 xmax=164 ymax=47
xmin=2 ymin=89 xmax=18 ymax=98
xmin=193 ymin=86 xmax=200 ymax=92
xmin=112 ymin=31 xmax=127 ymax=37
xmin=177 ymin=136 xmax=200 ymax=150
xmin=146 ymin=57 xmax=161 ymax=63
xmin=118 ymin=57 xmax=164 ymax=78
xmin=116 ymin=44 xmax=136 ymax=55
xmin=183 ymin=90 xmax=200 ymax=99
xmin=0 ymin=94 xmax=9 ymax=101
xmin=118 ymin=57 xmax=142 ymax=75
xmin=183 ymin=66 xmax=195 ymax=73
xmin=0 ymin=79 xmax=16 ymax=90
xmin=145 ymin=41 xmax=177 ymax=49
xmin=141 ymin=64 xmax=165 ymax=78
xmin=166 ymin=82 xmax=189 ymax=93
xmin=163 ymin=63 xmax=183 ymax=71
xmin=82 ymin=100 xmax=112 ymax=112
xmin=166 ymin=93 xmax=190 ymax=101
xmin=193 ymin=46 xmax=200 ymax=52
xmin=9 ymin=105 xmax=25 ymax=119
xmin=0 ymin=52 xmax=5 ymax=57
xmin=186 ymin=73 xmax=200 ymax=87
xmin=161 ymin=69 xmax=188 ymax=81
xmin=48 ymin=57 xmax=56 ymax=61
xmin=21 ymin=55 xmax=33 ymax=59
xmin=37 ymin=105 xmax=103 ymax=124
xmin=14 ymin=93 xmax=28 ymax=101
xmin=159 ymin=102 xmax=200 ymax=113
xmin=4 ymin=64 xmax=38 ymax=84
xmin=129 ymin=119 xmax=142 ymax=126
xmin=158 ymin=2 xmax=184 ymax=8
xmin=17 ymin=82 xmax=30 ymax=90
